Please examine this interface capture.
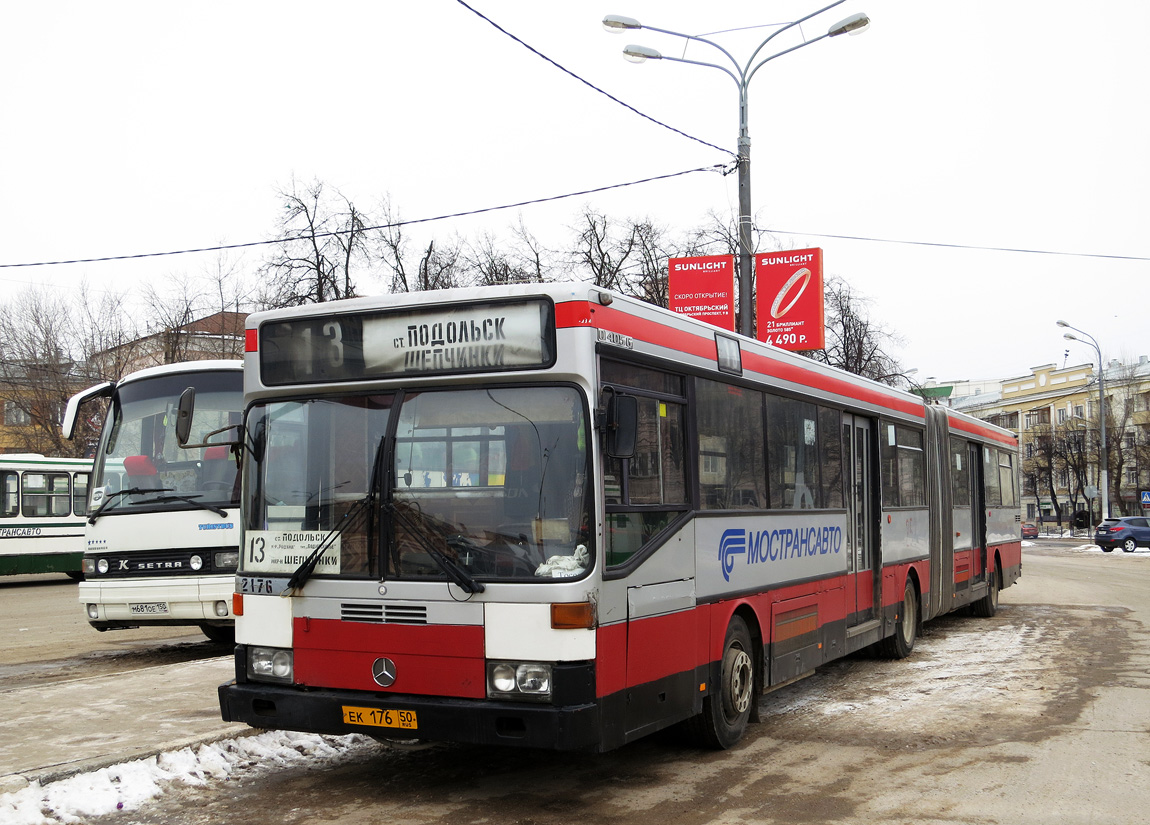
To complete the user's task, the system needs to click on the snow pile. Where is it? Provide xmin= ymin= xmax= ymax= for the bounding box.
xmin=0 ymin=730 xmax=377 ymax=825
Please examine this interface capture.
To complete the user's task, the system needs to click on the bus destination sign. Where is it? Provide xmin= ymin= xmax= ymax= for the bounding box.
xmin=259 ymin=298 xmax=555 ymax=385
xmin=363 ymin=301 xmax=551 ymax=375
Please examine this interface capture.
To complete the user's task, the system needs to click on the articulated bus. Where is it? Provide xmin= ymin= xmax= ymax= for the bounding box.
xmin=216 ymin=283 xmax=1021 ymax=752
xmin=0 ymin=455 xmax=91 ymax=577
xmin=63 ymin=361 xmax=244 ymax=643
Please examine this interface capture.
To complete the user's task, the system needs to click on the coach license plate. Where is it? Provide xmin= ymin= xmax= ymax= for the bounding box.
xmin=129 ymin=602 xmax=170 ymax=615
xmin=342 ymin=706 xmax=418 ymax=730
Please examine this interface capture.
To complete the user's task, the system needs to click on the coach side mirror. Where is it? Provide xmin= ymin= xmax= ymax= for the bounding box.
xmin=175 ymin=387 xmax=196 ymax=447
xmin=606 ymin=394 xmax=638 ymax=460
xmin=175 ymin=387 xmax=243 ymax=452
xmin=62 ymin=381 xmax=114 ymax=441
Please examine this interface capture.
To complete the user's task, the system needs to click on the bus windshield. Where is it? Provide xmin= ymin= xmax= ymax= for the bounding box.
xmin=245 ymin=385 xmax=592 ymax=583
xmin=90 ymin=371 xmax=242 ymax=515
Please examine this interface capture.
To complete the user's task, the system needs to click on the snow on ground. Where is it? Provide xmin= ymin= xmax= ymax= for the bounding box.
xmin=0 ymin=731 xmax=379 ymax=825
xmin=3 ymin=540 xmax=1143 ymax=824
xmin=1050 ymin=541 xmax=1150 ymax=555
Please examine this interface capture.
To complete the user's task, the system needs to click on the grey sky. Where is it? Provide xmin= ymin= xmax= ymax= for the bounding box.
xmin=1 ymin=1 xmax=1144 ymax=380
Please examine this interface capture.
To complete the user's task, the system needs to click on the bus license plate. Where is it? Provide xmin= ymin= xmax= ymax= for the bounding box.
xmin=129 ymin=602 xmax=170 ymax=615
xmin=342 ymin=706 xmax=418 ymax=730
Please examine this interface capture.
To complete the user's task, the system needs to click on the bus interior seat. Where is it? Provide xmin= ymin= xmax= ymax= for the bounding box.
xmin=123 ymin=455 xmax=162 ymax=490
xmin=201 ymin=445 xmax=234 ymax=492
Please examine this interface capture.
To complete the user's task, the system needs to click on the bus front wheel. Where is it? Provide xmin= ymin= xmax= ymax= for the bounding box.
xmin=688 ymin=615 xmax=754 ymax=749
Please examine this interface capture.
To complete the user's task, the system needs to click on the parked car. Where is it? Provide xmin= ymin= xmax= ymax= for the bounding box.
xmin=1021 ymin=522 xmax=1039 ymax=539
xmin=1094 ymin=517 xmax=1150 ymax=553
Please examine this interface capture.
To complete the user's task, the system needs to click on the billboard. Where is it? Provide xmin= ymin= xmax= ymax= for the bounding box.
xmin=755 ymin=248 xmax=825 ymax=351
xmin=668 ymin=255 xmax=736 ymax=331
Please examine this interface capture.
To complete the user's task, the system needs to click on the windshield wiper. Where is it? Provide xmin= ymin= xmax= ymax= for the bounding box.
xmin=386 ymin=502 xmax=485 ymax=595
xmin=87 ymin=487 xmax=175 ymax=524
xmin=150 ymin=494 xmax=228 ymax=518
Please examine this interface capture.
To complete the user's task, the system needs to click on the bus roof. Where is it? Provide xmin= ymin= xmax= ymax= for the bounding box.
xmin=244 ymin=282 xmax=1017 ymax=448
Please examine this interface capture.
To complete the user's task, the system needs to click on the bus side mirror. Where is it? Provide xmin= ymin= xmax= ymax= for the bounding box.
xmin=606 ymin=394 xmax=638 ymax=460
xmin=62 ymin=381 xmax=114 ymax=441
xmin=175 ymin=387 xmax=196 ymax=448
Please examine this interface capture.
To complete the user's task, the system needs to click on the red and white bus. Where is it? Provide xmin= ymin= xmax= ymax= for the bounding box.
xmin=215 ymin=282 xmax=1021 ymax=752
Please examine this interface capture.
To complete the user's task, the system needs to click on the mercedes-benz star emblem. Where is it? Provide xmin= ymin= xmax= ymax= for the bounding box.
xmin=372 ymin=657 xmax=397 ymax=687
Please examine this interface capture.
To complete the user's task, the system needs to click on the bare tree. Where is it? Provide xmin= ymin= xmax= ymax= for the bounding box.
xmin=73 ymin=283 xmax=146 ymax=383
xmin=803 ymin=275 xmax=904 ymax=384
xmin=141 ymin=253 xmax=253 ymax=363
xmin=0 ymin=286 xmax=128 ymax=456
xmin=379 ymin=196 xmax=465 ymax=293
xmin=570 ymin=208 xmax=637 ymax=292
xmin=261 ymin=178 xmax=375 ymax=306
xmin=466 ymin=231 xmax=537 ymax=287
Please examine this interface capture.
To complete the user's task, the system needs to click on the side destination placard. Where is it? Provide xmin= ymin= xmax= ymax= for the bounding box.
xmin=244 ymin=531 xmax=341 ymax=575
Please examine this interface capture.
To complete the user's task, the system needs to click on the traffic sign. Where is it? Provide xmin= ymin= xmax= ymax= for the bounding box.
xmin=1141 ymin=491 xmax=1150 ymax=506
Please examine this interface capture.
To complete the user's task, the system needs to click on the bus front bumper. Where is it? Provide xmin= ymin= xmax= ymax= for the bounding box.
xmin=219 ymin=680 xmax=602 ymax=751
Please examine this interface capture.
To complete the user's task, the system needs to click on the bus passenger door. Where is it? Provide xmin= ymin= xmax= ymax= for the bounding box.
xmin=971 ymin=444 xmax=988 ymax=587
xmin=843 ymin=415 xmax=875 ymax=626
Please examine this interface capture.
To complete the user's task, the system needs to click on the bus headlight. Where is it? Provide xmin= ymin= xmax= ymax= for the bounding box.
xmin=190 ymin=554 xmax=204 ymax=571
xmin=487 ymin=661 xmax=552 ymax=700
xmin=82 ymin=558 xmax=96 ymax=575
xmin=96 ymin=559 xmax=109 ymax=574
xmin=248 ymin=647 xmax=294 ymax=684
xmin=86 ymin=604 xmax=99 ymax=620
xmin=214 ymin=551 xmax=239 ymax=570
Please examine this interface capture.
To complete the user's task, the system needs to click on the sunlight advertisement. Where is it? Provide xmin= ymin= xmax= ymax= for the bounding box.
xmin=668 ymin=255 xmax=736 ymax=331
xmin=755 ymin=248 xmax=825 ymax=351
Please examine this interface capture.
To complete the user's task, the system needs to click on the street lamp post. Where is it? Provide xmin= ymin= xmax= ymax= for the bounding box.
xmin=1057 ymin=320 xmax=1110 ymax=522
xmin=604 ymin=3 xmax=870 ymax=338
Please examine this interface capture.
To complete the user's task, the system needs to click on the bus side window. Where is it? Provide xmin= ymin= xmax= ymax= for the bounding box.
xmin=697 ymin=378 xmax=765 ymax=510
xmin=600 ymin=361 xmax=688 ymax=567
xmin=1 ymin=471 xmax=17 ymax=517
xmin=22 ymin=473 xmax=71 ymax=518
xmin=73 ymin=473 xmax=90 ymax=516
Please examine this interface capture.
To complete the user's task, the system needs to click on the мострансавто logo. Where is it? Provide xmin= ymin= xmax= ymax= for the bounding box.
xmin=718 ymin=526 xmax=843 ymax=582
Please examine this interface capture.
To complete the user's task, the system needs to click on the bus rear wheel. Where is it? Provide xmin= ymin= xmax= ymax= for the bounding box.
xmin=688 ymin=615 xmax=754 ymax=749
xmin=879 ymin=577 xmax=918 ymax=660
xmin=971 ymin=567 xmax=999 ymax=618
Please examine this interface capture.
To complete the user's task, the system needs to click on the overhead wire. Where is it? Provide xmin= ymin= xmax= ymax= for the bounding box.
xmin=0 ymin=165 xmax=730 ymax=270
xmin=0 ymin=3 xmax=1146 ymax=273
xmin=453 ymin=0 xmax=736 ymax=159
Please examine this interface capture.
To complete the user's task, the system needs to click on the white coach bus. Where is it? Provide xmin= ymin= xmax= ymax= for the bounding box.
xmin=63 ymin=360 xmax=243 ymax=642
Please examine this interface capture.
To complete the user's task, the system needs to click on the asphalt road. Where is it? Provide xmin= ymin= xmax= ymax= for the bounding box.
xmin=5 ymin=541 xmax=1150 ymax=824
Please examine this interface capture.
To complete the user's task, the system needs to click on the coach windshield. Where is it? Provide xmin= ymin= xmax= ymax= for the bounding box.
xmin=89 ymin=371 xmax=242 ymax=517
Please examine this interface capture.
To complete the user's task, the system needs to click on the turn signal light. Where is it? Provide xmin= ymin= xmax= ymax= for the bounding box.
xmin=233 ymin=592 xmax=244 ymax=616
xmin=551 ymin=601 xmax=595 ymax=629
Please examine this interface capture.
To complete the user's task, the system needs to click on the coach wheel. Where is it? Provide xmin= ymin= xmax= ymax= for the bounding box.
xmin=689 ymin=615 xmax=755 ymax=749
xmin=972 ymin=566 xmax=999 ymax=618
xmin=1123 ymin=538 xmax=1138 ymax=553
xmin=200 ymin=623 xmax=235 ymax=645
xmin=879 ymin=576 xmax=918 ymax=660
